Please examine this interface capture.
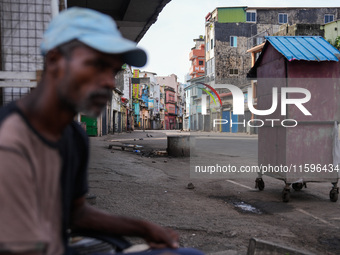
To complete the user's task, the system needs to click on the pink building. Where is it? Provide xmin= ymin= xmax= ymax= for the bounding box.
xmin=164 ymin=86 xmax=176 ymax=129
xmin=157 ymin=74 xmax=179 ymax=130
xmin=157 ymin=74 xmax=179 ymax=95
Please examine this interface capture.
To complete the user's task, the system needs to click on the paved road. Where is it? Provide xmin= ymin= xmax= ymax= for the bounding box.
xmin=88 ymin=130 xmax=340 ymax=255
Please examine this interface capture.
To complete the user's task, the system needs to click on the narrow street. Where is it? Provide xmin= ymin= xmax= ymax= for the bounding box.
xmin=88 ymin=130 xmax=340 ymax=255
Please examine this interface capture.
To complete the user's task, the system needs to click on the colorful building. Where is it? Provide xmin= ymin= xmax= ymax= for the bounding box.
xmin=164 ymin=86 xmax=176 ymax=130
xmin=156 ymin=74 xmax=180 ymax=130
xmin=189 ymin=36 xmax=205 ymax=79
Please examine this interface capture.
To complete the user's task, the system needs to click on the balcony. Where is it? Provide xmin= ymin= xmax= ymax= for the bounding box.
xmin=189 ymin=48 xmax=204 ymax=60
xmin=189 ymin=65 xmax=205 ymax=77
xmin=247 ymin=29 xmax=272 ymax=49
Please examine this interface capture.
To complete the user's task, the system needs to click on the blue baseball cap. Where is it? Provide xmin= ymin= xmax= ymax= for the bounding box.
xmin=41 ymin=7 xmax=147 ymax=67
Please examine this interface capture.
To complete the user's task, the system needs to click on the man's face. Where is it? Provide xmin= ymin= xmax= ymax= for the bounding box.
xmin=56 ymin=45 xmax=123 ymax=117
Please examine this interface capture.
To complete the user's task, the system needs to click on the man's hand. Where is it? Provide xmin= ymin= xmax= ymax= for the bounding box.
xmin=71 ymin=197 xmax=180 ymax=249
xmin=142 ymin=221 xmax=179 ymax=249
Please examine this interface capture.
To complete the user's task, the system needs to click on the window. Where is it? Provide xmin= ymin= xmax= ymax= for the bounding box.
xmin=246 ymin=11 xmax=256 ymax=22
xmin=229 ymin=69 xmax=239 ymax=76
xmin=206 ymin=60 xmax=211 ymax=75
xmin=211 ymin=39 xmax=214 ymax=49
xmin=168 ymin=94 xmax=175 ymax=103
xmin=325 ymin=14 xmax=334 ymax=24
xmin=278 ymin=13 xmax=288 ymax=24
xmin=206 ymin=41 xmax=209 ymax=52
xmin=230 ymin=36 xmax=237 ymax=47
xmin=199 ymin=60 xmax=204 ymax=65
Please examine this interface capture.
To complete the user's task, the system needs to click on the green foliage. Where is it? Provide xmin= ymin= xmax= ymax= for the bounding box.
xmin=333 ymin=36 xmax=340 ymax=50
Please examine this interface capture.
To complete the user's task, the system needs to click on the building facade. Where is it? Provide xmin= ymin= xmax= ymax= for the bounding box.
xmin=323 ymin=20 xmax=340 ymax=47
xmin=156 ymin=74 xmax=180 ymax=130
xmin=200 ymin=6 xmax=340 ymax=134
xmin=205 ymin=7 xmax=340 ymax=89
xmin=189 ymin=36 xmax=205 ymax=79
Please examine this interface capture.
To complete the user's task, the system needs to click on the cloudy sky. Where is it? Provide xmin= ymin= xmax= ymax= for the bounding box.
xmin=138 ymin=0 xmax=340 ymax=83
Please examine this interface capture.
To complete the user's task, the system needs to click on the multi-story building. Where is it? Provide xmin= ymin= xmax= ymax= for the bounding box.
xmin=202 ymin=6 xmax=340 ymax=133
xmin=113 ymin=65 xmax=134 ymax=134
xmin=176 ymin=83 xmax=186 ymax=129
xmin=157 ymin=74 xmax=179 ymax=94
xmin=139 ymin=71 xmax=161 ymax=129
xmin=189 ymin=36 xmax=205 ymax=79
xmin=157 ymin=74 xmax=180 ymax=129
xmin=205 ymin=7 xmax=340 ymax=89
xmin=164 ymin=86 xmax=176 ymax=130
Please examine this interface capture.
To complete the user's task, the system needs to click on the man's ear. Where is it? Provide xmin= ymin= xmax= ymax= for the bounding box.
xmin=44 ymin=49 xmax=64 ymax=77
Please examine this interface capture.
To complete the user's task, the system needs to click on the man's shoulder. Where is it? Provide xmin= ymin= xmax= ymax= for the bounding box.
xmin=66 ymin=120 xmax=89 ymax=145
xmin=59 ymin=120 xmax=89 ymax=158
xmin=0 ymin=103 xmax=28 ymax=144
xmin=0 ymin=102 xmax=19 ymax=124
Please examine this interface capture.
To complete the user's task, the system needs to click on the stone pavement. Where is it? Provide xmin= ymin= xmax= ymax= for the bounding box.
xmin=88 ymin=130 xmax=250 ymax=255
xmin=87 ymin=130 xmax=326 ymax=255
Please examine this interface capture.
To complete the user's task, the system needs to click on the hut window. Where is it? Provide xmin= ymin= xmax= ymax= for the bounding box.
xmin=278 ymin=13 xmax=288 ymax=24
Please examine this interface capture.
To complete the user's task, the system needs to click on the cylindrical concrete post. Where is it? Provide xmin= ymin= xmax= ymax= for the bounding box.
xmin=167 ymin=135 xmax=195 ymax=157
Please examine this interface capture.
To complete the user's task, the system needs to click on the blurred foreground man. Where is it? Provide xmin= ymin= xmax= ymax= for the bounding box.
xmin=0 ymin=7 xmax=204 ymax=255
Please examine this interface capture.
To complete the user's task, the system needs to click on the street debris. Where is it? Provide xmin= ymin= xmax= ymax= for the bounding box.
xmin=154 ymin=150 xmax=168 ymax=156
xmin=108 ymin=144 xmax=143 ymax=152
xmin=210 ymin=196 xmax=263 ymax=214
xmin=232 ymin=201 xmax=262 ymax=214
xmin=187 ymin=183 xmax=195 ymax=189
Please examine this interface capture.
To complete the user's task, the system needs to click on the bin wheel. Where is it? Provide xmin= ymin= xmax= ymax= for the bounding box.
xmin=292 ymin=183 xmax=303 ymax=191
xmin=255 ymin=178 xmax=265 ymax=191
xmin=282 ymin=189 xmax=290 ymax=203
xmin=330 ymin=188 xmax=339 ymax=202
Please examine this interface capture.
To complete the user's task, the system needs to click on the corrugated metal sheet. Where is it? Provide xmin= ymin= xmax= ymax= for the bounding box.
xmin=217 ymin=7 xmax=246 ymax=23
xmin=265 ymin=36 xmax=340 ymax=62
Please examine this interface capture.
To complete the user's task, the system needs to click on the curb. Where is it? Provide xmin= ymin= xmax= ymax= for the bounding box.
xmin=247 ymin=238 xmax=315 ymax=255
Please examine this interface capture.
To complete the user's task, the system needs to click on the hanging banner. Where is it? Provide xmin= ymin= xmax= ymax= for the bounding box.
xmin=133 ymin=84 xmax=140 ymax=99
xmin=133 ymin=69 xmax=139 ymax=78
xmin=132 ymin=69 xmax=140 ymax=99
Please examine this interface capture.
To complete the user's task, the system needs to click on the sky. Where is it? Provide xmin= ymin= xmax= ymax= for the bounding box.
xmin=138 ymin=0 xmax=340 ymax=83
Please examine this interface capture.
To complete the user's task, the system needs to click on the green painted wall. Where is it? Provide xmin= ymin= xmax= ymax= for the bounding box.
xmin=217 ymin=7 xmax=246 ymax=23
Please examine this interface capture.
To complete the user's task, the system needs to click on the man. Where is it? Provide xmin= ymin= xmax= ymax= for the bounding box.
xmin=0 ymin=7 xmax=204 ymax=255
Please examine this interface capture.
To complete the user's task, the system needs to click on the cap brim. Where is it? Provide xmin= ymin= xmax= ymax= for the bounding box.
xmin=80 ymin=35 xmax=147 ymax=67
xmin=123 ymin=49 xmax=147 ymax=68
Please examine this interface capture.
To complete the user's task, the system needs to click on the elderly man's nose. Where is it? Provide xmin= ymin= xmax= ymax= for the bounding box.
xmin=101 ymin=71 xmax=115 ymax=89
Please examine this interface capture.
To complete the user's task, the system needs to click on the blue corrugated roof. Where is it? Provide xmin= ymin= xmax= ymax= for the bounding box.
xmin=265 ymin=36 xmax=340 ymax=62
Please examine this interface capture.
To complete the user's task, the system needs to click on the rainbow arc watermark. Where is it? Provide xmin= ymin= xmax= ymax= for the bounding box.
xmin=199 ymin=83 xmax=311 ymax=128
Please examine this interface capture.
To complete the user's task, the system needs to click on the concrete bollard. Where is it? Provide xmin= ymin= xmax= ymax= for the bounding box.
xmin=167 ymin=135 xmax=195 ymax=157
